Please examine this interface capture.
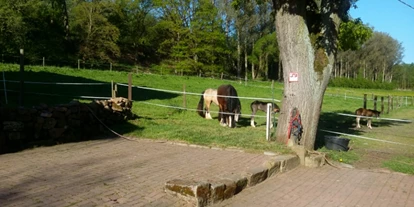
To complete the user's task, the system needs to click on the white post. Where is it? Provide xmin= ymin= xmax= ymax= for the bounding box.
xmin=2 ymin=71 xmax=7 ymax=104
xmin=266 ymin=103 xmax=272 ymax=141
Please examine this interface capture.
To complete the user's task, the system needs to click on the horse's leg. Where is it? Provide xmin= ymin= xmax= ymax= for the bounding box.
xmin=205 ymin=101 xmax=212 ymax=119
xmin=270 ymin=113 xmax=274 ymax=129
xmin=219 ymin=107 xmax=226 ymax=127
xmin=356 ymin=117 xmax=361 ymax=128
xmin=228 ymin=115 xmax=233 ymax=127
xmin=251 ymin=110 xmax=256 ymax=127
xmin=368 ymin=118 xmax=372 ymax=129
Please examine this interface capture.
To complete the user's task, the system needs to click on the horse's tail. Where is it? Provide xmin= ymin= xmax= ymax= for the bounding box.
xmin=197 ymin=90 xmax=206 ymax=118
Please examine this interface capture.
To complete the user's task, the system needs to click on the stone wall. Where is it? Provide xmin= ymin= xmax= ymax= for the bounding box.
xmin=0 ymin=97 xmax=135 ymax=154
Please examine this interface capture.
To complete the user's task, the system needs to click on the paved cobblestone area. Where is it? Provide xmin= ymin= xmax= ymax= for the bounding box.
xmin=214 ymin=165 xmax=414 ymax=207
xmin=2 ymin=137 xmax=413 ymax=207
xmin=0 ymin=138 xmax=270 ymax=207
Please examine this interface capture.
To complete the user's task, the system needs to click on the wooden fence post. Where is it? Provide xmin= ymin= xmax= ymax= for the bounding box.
xmin=373 ymin=96 xmax=377 ymax=110
xmin=78 ymin=59 xmax=80 ymax=69
xmin=387 ymin=95 xmax=390 ymax=114
xmin=111 ymin=80 xmax=114 ymax=98
xmin=183 ymin=84 xmax=186 ymax=109
xmin=19 ymin=49 xmax=24 ymax=107
xmin=128 ymin=73 xmax=132 ymax=101
xmin=363 ymin=94 xmax=367 ymax=109
xmin=42 ymin=57 xmax=45 ymax=67
xmin=110 ymin=63 xmax=112 ymax=71
xmin=396 ymin=96 xmax=399 ymax=109
xmin=381 ymin=97 xmax=384 ymax=113
xmin=391 ymin=96 xmax=394 ymax=111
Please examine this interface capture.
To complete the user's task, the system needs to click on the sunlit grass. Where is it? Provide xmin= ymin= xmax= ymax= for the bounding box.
xmin=1 ymin=63 xmax=414 ymax=172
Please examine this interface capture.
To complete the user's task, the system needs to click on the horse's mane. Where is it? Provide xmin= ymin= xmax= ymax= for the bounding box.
xmin=225 ymin=85 xmax=241 ymax=113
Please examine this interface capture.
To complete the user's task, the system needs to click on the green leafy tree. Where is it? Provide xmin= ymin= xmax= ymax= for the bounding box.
xmin=71 ymin=0 xmax=120 ymax=62
xmin=250 ymin=32 xmax=278 ymax=79
xmin=338 ymin=18 xmax=373 ymax=51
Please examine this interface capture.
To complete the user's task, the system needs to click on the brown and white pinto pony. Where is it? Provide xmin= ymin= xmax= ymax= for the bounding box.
xmin=355 ymin=108 xmax=381 ymax=129
xmin=197 ymin=88 xmax=219 ymax=119
xmin=217 ymin=84 xmax=241 ymax=128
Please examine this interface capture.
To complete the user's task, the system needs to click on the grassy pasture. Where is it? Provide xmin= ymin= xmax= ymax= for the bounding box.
xmin=1 ymin=64 xmax=413 ymax=173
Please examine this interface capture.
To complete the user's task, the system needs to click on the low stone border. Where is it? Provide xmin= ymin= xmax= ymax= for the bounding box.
xmin=165 ymin=154 xmax=300 ymax=207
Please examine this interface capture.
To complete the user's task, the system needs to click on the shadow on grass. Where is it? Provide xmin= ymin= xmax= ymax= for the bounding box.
xmin=0 ymin=71 xmax=177 ymax=154
xmin=1 ymin=71 xmax=178 ymax=107
xmin=315 ymin=110 xmax=406 ymax=150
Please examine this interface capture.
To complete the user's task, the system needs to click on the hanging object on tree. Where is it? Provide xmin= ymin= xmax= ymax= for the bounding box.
xmin=286 ymin=107 xmax=303 ymax=146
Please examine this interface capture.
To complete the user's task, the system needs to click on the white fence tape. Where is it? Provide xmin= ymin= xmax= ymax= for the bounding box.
xmin=116 ymin=83 xmax=281 ymax=102
xmin=335 ymin=112 xmax=412 ymax=123
xmin=320 ymin=129 xmax=414 ymax=147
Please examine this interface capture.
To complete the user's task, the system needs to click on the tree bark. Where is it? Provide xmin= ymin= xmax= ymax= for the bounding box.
xmin=273 ymin=0 xmax=337 ymax=150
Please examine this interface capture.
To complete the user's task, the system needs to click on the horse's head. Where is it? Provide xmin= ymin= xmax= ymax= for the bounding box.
xmin=272 ymin=103 xmax=280 ymax=113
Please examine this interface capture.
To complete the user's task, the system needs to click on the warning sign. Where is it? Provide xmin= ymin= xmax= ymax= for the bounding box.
xmin=289 ymin=72 xmax=299 ymax=82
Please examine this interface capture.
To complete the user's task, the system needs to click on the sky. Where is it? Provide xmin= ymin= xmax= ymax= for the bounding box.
xmin=349 ymin=0 xmax=414 ymax=64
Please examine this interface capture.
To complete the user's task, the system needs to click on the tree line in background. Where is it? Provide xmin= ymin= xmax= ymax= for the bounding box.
xmin=0 ymin=0 xmax=413 ymax=89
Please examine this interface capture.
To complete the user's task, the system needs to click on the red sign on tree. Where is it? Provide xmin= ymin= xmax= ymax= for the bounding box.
xmin=289 ymin=72 xmax=299 ymax=82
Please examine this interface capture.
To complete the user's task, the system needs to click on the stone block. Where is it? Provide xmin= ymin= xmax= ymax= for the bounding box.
xmin=271 ymin=154 xmax=300 ymax=173
xmin=291 ymin=145 xmax=308 ymax=165
xmin=218 ymin=179 xmax=236 ymax=199
xmin=209 ymin=182 xmax=225 ymax=204
xmin=43 ymin=118 xmax=57 ymax=129
xmin=263 ymin=159 xmax=281 ymax=177
xmin=223 ymin=174 xmax=247 ymax=194
xmin=3 ymin=121 xmax=24 ymax=132
xmin=244 ymin=166 xmax=268 ymax=187
xmin=49 ymin=127 xmax=67 ymax=139
xmin=305 ymin=153 xmax=326 ymax=168
xmin=165 ymin=179 xmax=210 ymax=207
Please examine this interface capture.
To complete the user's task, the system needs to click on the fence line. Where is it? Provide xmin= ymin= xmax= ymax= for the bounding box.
xmin=116 ymin=83 xmax=282 ymax=102
xmin=335 ymin=112 xmax=412 ymax=123
xmin=320 ymin=129 xmax=414 ymax=147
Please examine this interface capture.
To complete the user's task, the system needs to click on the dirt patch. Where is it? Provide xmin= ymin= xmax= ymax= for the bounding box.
xmin=352 ymin=149 xmax=393 ymax=170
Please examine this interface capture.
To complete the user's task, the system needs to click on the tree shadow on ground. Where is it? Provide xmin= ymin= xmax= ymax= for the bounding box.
xmin=315 ymin=110 xmax=404 ymax=150
xmin=0 ymin=71 xmax=178 ymax=154
xmin=1 ymin=71 xmax=178 ymax=107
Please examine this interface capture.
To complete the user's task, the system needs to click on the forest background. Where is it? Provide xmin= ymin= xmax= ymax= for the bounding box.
xmin=0 ymin=0 xmax=413 ymax=89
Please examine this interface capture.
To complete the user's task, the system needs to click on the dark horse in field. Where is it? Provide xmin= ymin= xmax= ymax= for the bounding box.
xmin=250 ymin=100 xmax=280 ymax=127
xmin=355 ymin=108 xmax=381 ymax=129
xmin=217 ymin=84 xmax=241 ymax=128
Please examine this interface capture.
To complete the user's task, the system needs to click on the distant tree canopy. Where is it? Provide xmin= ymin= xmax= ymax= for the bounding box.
xmin=0 ymin=0 xmax=410 ymax=86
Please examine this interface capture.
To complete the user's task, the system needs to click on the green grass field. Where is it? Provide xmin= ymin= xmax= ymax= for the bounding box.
xmin=1 ymin=63 xmax=413 ymax=173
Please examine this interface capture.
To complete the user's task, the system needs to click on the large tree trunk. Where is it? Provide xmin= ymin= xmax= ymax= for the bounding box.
xmin=273 ymin=0 xmax=338 ymax=150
